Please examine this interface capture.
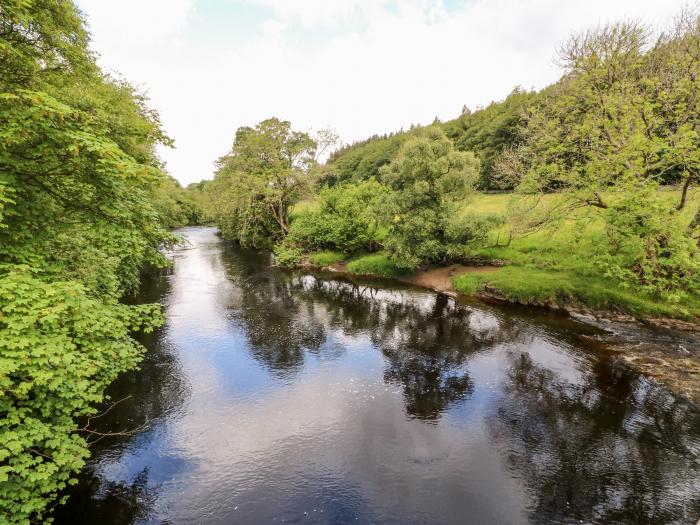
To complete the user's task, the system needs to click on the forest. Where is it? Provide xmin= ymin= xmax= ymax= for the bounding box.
xmin=195 ymin=10 xmax=700 ymax=319
xmin=1 ymin=0 xmax=700 ymax=523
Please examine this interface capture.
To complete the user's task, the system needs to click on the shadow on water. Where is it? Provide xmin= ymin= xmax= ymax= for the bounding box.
xmin=52 ymin=227 xmax=700 ymax=524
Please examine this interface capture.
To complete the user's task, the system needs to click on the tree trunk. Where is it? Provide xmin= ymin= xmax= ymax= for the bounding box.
xmin=678 ymin=174 xmax=692 ymax=211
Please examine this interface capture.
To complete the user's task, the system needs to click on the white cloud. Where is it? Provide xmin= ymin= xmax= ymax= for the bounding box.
xmin=77 ymin=0 xmax=687 ymax=185
xmin=78 ymin=0 xmax=195 ymax=47
xmin=237 ymin=0 xmax=388 ymax=28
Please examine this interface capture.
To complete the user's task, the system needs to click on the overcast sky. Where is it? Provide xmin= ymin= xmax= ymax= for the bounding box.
xmin=76 ymin=0 xmax=688 ymax=185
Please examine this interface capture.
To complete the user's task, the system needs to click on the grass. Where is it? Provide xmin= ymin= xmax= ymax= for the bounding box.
xmin=310 ymin=250 xmax=345 ymax=266
xmin=453 ymin=266 xmax=698 ymax=318
xmin=289 ymin=200 xmax=318 ymax=221
xmin=346 ymin=253 xmax=414 ymax=278
xmin=452 ymin=190 xmax=700 ymax=318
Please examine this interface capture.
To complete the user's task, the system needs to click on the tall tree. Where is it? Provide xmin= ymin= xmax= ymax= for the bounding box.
xmin=381 ymin=127 xmax=480 ymax=266
xmin=208 ymin=118 xmax=333 ymax=245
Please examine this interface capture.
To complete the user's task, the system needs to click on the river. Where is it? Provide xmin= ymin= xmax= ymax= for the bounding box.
xmin=54 ymin=227 xmax=700 ymax=524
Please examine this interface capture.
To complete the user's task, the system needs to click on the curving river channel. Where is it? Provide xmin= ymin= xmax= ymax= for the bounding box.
xmin=54 ymin=227 xmax=700 ymax=524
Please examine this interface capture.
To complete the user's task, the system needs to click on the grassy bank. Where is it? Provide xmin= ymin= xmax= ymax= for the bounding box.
xmin=295 ymin=190 xmax=700 ymax=320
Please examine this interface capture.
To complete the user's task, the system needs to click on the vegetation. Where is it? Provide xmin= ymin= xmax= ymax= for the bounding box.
xmin=443 ymin=87 xmax=539 ymax=189
xmin=381 ymin=127 xmax=482 ymax=267
xmin=285 ymin=178 xmax=387 ymax=253
xmin=346 ymin=253 xmax=414 ymax=278
xmin=0 ymin=1 xmax=193 ymax=521
xmin=4 ymin=2 xmax=700 ymax=520
xmin=309 ymin=251 xmax=345 ymax=266
xmin=503 ymin=15 xmax=700 ymax=301
xmin=204 ymin=118 xmax=337 ymax=246
xmin=200 ymin=9 xmax=700 ymax=319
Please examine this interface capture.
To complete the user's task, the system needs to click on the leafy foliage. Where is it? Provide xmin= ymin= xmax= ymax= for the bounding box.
xmin=0 ymin=1 xmax=180 ymax=521
xmin=443 ymin=87 xmax=538 ymax=189
xmin=321 ymin=132 xmax=409 ymax=186
xmin=205 ymin=118 xmax=332 ymax=245
xmin=273 ymin=244 xmax=303 ymax=268
xmin=504 ymin=14 xmax=700 ymax=298
xmin=0 ymin=268 xmax=162 ymax=521
xmin=380 ymin=127 xmax=480 ymax=266
xmin=151 ymin=176 xmax=203 ymax=229
xmin=286 ymin=178 xmax=387 ymax=253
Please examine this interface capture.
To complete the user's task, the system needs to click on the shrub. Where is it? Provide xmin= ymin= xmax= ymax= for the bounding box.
xmin=286 ymin=179 xmax=387 ymax=253
xmin=598 ymin=189 xmax=700 ymax=301
xmin=273 ymin=244 xmax=303 ymax=268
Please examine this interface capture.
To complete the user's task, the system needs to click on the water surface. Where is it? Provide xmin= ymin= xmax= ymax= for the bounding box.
xmin=55 ymin=227 xmax=700 ymax=524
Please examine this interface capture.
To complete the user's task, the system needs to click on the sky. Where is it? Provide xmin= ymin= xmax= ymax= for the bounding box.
xmin=76 ymin=0 xmax=688 ymax=185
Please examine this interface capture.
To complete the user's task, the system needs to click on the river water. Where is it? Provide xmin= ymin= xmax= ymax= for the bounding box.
xmin=54 ymin=227 xmax=700 ymax=524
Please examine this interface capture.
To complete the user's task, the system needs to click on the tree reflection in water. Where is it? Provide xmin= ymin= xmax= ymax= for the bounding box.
xmin=489 ymin=351 xmax=700 ymax=524
xmin=297 ymin=277 xmax=528 ymax=420
xmin=53 ymin=468 xmax=157 ymax=524
xmin=228 ymin=259 xmax=525 ymax=420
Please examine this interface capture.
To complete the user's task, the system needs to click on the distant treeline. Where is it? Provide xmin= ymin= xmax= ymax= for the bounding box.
xmin=323 ymin=86 xmax=536 ymax=191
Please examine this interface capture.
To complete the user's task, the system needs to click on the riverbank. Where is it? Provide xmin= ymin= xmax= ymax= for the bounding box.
xmin=301 ymin=251 xmax=700 ymax=323
xmin=300 ymin=254 xmax=700 ymax=406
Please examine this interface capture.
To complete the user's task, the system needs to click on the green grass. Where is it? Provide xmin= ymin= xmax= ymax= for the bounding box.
xmin=452 ymin=191 xmax=700 ymax=318
xmin=452 ymin=266 xmax=699 ymax=318
xmin=346 ymin=253 xmax=414 ymax=278
xmin=310 ymin=250 xmax=345 ymax=266
xmin=289 ymin=200 xmax=318 ymax=221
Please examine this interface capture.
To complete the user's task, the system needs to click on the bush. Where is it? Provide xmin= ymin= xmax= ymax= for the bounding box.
xmin=286 ymin=179 xmax=387 ymax=253
xmin=598 ymin=190 xmax=700 ymax=301
xmin=273 ymin=244 xmax=303 ymax=268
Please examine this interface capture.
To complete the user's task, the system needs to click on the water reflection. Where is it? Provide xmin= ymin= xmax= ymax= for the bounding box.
xmin=490 ymin=352 xmax=700 ymax=524
xmin=55 ymin=468 xmax=156 ymax=524
xmin=53 ymin=227 xmax=700 ymax=524
xmin=227 ymin=267 xmax=526 ymax=420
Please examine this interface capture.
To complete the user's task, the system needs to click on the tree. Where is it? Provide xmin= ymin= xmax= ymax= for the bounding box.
xmin=443 ymin=87 xmax=538 ymax=189
xmin=208 ymin=118 xmax=326 ymax=245
xmin=0 ymin=2 xmax=177 ymax=521
xmin=381 ymin=127 xmax=480 ymax=266
xmin=505 ymin=16 xmax=700 ymax=298
xmin=0 ymin=0 xmax=92 ymax=89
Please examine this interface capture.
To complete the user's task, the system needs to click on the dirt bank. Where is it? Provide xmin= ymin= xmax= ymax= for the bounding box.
xmin=321 ymin=262 xmax=497 ymax=296
xmin=400 ymin=264 xmax=496 ymax=296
